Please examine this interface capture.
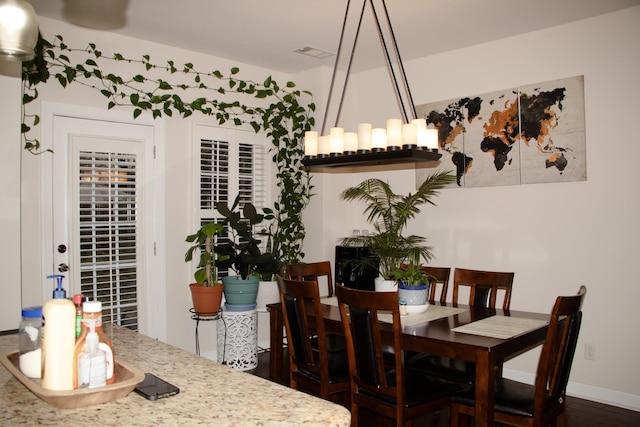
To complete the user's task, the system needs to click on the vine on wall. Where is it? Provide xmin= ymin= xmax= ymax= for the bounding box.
xmin=21 ymin=34 xmax=315 ymax=268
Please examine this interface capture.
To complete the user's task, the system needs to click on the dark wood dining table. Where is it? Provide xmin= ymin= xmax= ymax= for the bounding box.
xmin=267 ymin=299 xmax=550 ymax=427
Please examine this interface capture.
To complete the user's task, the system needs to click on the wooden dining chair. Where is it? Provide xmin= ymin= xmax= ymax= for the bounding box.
xmin=286 ymin=261 xmax=335 ymax=297
xmin=452 ymin=267 xmax=515 ymax=311
xmin=335 ymin=284 xmax=461 ymax=426
xmin=408 ymin=267 xmax=515 ymax=384
xmin=276 ymin=275 xmax=350 ymax=405
xmin=449 ymin=285 xmax=587 ymax=427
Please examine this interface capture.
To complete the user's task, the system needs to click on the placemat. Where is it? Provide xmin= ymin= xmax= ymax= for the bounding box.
xmin=451 ymin=316 xmax=548 ymax=339
xmin=380 ymin=305 xmax=467 ymax=326
xmin=322 ymin=297 xmax=467 ymax=327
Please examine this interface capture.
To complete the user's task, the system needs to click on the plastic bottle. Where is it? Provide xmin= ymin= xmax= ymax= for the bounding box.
xmin=19 ymin=306 xmax=42 ymax=379
xmin=77 ymin=322 xmax=107 ymax=388
xmin=41 ymin=275 xmax=76 ymax=391
xmin=74 ymin=300 xmax=115 ymax=387
xmin=73 ymin=294 xmax=85 ymax=339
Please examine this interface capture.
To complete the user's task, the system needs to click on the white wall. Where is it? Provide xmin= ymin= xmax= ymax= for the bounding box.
xmin=297 ymin=7 xmax=640 ymax=410
xmin=0 ymin=61 xmax=23 ymax=331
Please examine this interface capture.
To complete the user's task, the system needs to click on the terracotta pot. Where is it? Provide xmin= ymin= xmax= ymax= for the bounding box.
xmin=189 ymin=282 xmax=224 ymax=316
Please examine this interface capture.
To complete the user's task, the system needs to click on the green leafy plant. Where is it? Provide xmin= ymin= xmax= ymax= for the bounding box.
xmin=391 ymin=262 xmax=432 ymax=287
xmin=340 ymin=171 xmax=456 ymax=280
xmin=21 ymin=33 xmax=314 ymax=269
xmin=215 ymin=195 xmax=279 ymax=280
xmin=184 ymin=222 xmax=227 ymax=287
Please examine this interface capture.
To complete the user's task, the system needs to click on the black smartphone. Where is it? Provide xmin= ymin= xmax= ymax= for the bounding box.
xmin=134 ymin=373 xmax=180 ymax=400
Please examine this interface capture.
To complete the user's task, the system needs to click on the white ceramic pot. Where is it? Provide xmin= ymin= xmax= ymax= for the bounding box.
xmin=256 ymin=280 xmax=279 ymax=310
xmin=374 ymin=277 xmax=398 ymax=292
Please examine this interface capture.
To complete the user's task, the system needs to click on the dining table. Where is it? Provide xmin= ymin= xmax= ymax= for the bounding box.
xmin=268 ymin=297 xmax=550 ymax=427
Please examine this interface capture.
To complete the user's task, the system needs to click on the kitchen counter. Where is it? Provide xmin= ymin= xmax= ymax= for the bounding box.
xmin=0 ymin=324 xmax=350 ymax=426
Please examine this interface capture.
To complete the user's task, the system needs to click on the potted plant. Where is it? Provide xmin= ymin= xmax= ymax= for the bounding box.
xmin=184 ymin=222 xmax=227 ymax=316
xmin=215 ymin=195 xmax=280 ymax=306
xmin=391 ymin=262 xmax=432 ymax=306
xmin=340 ymin=171 xmax=455 ymax=292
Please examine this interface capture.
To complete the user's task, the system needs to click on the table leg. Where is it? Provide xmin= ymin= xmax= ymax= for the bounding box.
xmin=474 ymin=351 xmax=495 ymax=427
xmin=268 ymin=305 xmax=284 ymax=382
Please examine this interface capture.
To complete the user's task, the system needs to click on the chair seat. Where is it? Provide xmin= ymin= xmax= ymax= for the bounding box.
xmin=406 ymin=353 xmax=475 ymax=384
xmin=360 ymin=367 xmax=462 ymax=407
xmin=325 ymin=333 xmax=347 ymax=353
xmin=310 ymin=333 xmax=347 ymax=353
xmin=298 ymin=347 xmax=350 ymax=384
xmin=452 ymin=376 xmax=541 ymax=418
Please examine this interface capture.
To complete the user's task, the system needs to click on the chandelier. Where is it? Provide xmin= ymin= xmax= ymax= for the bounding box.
xmin=0 ymin=0 xmax=38 ymax=62
xmin=302 ymin=0 xmax=441 ymax=169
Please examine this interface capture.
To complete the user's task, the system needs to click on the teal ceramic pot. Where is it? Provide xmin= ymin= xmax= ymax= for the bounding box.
xmin=222 ymin=275 xmax=260 ymax=305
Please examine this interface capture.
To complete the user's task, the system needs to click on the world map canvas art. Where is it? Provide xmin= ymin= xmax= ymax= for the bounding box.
xmin=416 ymin=75 xmax=586 ymax=188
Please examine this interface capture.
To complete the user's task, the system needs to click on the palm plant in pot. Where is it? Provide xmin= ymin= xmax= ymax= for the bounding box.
xmin=185 ymin=222 xmax=227 ymax=316
xmin=340 ymin=171 xmax=455 ymax=292
xmin=215 ymin=195 xmax=280 ymax=307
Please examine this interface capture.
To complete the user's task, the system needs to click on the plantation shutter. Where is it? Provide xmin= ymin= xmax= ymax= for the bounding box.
xmin=195 ymin=125 xmax=270 ymax=275
xmin=75 ymin=149 xmax=141 ymax=330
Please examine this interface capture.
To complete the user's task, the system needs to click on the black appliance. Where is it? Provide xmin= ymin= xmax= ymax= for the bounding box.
xmin=335 ymin=245 xmax=378 ymax=291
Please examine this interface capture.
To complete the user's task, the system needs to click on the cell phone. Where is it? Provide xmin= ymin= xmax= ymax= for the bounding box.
xmin=134 ymin=373 xmax=180 ymax=400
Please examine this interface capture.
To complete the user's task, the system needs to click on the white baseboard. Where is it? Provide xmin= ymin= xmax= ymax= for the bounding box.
xmin=503 ymin=368 xmax=640 ymax=412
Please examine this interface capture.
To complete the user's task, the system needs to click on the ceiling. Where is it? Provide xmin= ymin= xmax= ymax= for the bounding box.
xmin=28 ymin=0 xmax=640 ymax=74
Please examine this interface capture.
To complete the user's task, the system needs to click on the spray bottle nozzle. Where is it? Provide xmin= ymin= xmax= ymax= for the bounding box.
xmin=47 ymin=274 xmax=67 ymax=299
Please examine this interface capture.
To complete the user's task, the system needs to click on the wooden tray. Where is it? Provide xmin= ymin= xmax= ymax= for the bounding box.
xmin=0 ymin=351 xmax=145 ymax=409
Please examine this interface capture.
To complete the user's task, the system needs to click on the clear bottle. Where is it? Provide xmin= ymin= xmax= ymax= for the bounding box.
xmin=77 ymin=323 xmax=106 ymax=388
xmin=19 ymin=306 xmax=42 ymax=379
xmin=41 ymin=275 xmax=76 ymax=391
xmin=73 ymin=300 xmax=115 ymax=387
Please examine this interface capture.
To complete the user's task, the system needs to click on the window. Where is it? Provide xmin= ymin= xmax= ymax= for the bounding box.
xmin=194 ymin=125 xmax=270 ymax=274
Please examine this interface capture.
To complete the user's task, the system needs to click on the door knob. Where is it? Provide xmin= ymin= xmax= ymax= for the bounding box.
xmin=58 ymin=263 xmax=69 ymax=272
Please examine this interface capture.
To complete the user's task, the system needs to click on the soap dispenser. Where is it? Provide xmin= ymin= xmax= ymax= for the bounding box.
xmin=41 ymin=275 xmax=76 ymax=391
xmin=77 ymin=323 xmax=106 ymax=388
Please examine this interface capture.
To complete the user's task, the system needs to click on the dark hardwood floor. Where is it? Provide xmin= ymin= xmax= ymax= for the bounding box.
xmin=250 ymin=349 xmax=640 ymax=426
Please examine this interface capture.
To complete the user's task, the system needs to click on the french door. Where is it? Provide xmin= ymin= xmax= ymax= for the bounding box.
xmin=43 ymin=109 xmax=164 ymax=338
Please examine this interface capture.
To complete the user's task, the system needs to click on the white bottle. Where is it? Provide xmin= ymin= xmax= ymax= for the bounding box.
xmin=41 ymin=275 xmax=76 ymax=391
xmin=77 ymin=323 xmax=107 ymax=389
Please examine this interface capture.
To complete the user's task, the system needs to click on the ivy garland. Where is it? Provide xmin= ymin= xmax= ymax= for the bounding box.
xmin=21 ymin=34 xmax=315 ymax=270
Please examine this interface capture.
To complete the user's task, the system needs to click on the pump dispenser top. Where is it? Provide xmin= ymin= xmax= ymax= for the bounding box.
xmin=48 ymin=274 xmax=67 ymax=299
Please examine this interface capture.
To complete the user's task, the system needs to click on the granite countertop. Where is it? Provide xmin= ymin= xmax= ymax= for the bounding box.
xmin=0 ymin=324 xmax=350 ymax=426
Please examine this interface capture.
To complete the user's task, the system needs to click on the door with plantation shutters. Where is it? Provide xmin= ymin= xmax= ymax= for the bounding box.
xmin=45 ymin=112 xmax=163 ymax=339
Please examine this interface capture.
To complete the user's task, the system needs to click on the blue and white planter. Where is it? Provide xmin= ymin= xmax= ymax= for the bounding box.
xmin=397 ymin=281 xmax=430 ymax=305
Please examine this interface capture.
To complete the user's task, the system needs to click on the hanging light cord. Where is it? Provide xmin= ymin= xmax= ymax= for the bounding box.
xmin=320 ymin=0 xmax=418 ymax=135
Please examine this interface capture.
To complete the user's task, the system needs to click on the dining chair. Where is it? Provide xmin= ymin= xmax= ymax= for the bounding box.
xmin=335 ymin=284 xmax=461 ymax=426
xmin=452 ymin=267 xmax=515 ymax=311
xmin=286 ymin=261 xmax=335 ymax=298
xmin=449 ymin=285 xmax=587 ymax=427
xmin=408 ymin=267 xmax=515 ymax=384
xmin=276 ymin=275 xmax=350 ymax=405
